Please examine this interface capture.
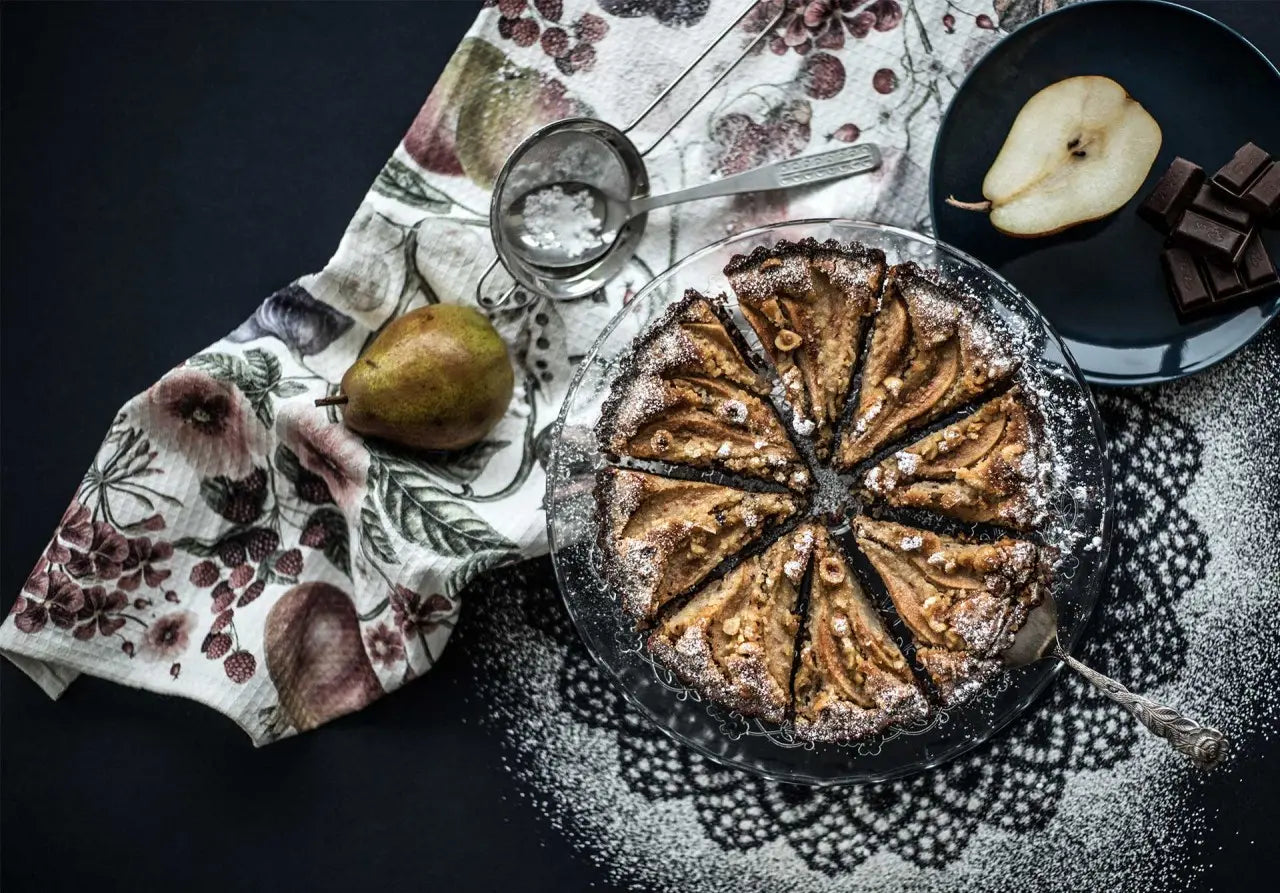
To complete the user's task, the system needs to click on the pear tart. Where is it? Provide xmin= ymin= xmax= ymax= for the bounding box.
xmin=725 ymin=239 xmax=885 ymax=457
xmin=854 ymin=518 xmax=1045 ymax=705
xmin=590 ymin=238 xmax=1062 ymax=743
xmin=837 ymin=263 xmax=1018 ymax=468
xmin=598 ymin=290 xmax=807 ymax=489
xmin=793 ymin=529 xmax=929 ymax=742
xmin=596 ymin=468 xmax=799 ymax=623
xmin=862 ymin=389 xmax=1045 ymax=529
xmin=649 ymin=525 xmax=818 ymax=724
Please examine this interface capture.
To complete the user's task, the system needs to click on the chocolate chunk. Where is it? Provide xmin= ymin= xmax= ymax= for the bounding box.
xmin=1240 ymin=162 xmax=1280 ymax=220
xmin=1153 ymin=145 xmax=1279 ymax=322
xmin=1201 ymin=255 xmax=1246 ymax=298
xmin=1169 ymin=209 xmax=1249 ymax=262
xmin=1240 ymin=234 xmax=1278 ymax=288
xmin=1138 ymin=157 xmax=1204 ymax=232
xmin=1190 ymin=184 xmax=1254 ymax=230
xmin=1213 ymin=142 xmax=1272 ymax=194
xmin=1162 ymin=247 xmax=1211 ymax=315
xmin=1164 ymin=236 xmax=1280 ymax=322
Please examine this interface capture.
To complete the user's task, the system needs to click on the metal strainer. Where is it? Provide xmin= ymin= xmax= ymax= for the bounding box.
xmin=483 ymin=117 xmax=650 ymax=306
xmin=477 ymin=3 xmax=833 ymax=309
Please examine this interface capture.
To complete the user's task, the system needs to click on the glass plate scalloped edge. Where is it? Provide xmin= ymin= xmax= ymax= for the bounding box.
xmin=546 ymin=219 xmax=1114 ymax=785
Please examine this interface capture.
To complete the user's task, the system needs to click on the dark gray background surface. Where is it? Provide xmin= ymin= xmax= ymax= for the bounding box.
xmin=2 ymin=2 xmax=1276 ymax=890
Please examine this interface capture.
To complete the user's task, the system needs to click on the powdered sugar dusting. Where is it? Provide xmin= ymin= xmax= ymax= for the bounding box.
xmin=519 ymin=184 xmax=605 ymax=259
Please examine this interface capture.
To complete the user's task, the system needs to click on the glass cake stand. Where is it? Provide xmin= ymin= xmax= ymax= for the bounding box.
xmin=546 ymin=219 xmax=1112 ymax=785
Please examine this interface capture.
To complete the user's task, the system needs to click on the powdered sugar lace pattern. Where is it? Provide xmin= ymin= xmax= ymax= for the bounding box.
xmin=458 ymin=320 xmax=1280 ymax=889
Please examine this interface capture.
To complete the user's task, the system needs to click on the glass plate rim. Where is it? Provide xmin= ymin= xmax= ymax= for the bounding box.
xmin=546 ymin=217 xmax=1115 ymax=785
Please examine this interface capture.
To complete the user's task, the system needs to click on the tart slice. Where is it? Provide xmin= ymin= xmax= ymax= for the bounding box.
xmin=725 ymin=239 xmax=885 ymax=458
xmin=854 ymin=518 xmax=1045 ymax=705
xmin=596 ymin=468 xmax=799 ymax=623
xmin=793 ymin=529 xmax=929 ymax=742
xmin=862 ymin=389 xmax=1045 ymax=529
xmin=598 ymin=290 xmax=807 ymax=489
xmin=648 ymin=525 xmax=818 ymax=724
xmin=837 ymin=263 xmax=1018 ymax=467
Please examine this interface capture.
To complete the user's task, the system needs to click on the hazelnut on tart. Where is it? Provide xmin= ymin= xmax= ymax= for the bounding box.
xmin=854 ymin=518 xmax=1046 ymax=705
xmin=793 ymin=528 xmax=929 ymax=742
xmin=725 ymin=239 xmax=885 ymax=458
xmin=597 ymin=290 xmax=806 ymax=489
xmin=649 ymin=525 xmax=818 ymax=724
xmin=596 ymin=468 xmax=799 ymax=624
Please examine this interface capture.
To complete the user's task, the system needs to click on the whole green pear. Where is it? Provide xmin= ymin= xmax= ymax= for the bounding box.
xmin=319 ymin=304 xmax=513 ymax=451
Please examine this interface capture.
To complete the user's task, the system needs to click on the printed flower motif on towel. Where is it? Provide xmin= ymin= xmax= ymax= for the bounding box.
xmin=146 ymin=367 xmax=265 ymax=479
xmin=142 ymin=611 xmax=196 ymax=662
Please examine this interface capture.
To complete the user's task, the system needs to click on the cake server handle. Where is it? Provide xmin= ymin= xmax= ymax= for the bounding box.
xmin=1052 ymin=644 xmax=1228 ymax=768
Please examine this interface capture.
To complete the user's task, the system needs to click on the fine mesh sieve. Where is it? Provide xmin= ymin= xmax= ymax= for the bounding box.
xmin=476 ymin=2 xmax=785 ymax=309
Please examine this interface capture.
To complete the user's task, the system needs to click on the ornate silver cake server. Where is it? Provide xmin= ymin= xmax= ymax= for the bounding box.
xmin=1002 ymin=593 xmax=1227 ymax=767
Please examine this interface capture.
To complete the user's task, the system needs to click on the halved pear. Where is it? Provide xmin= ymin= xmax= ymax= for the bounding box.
xmin=948 ymin=76 xmax=1162 ymax=237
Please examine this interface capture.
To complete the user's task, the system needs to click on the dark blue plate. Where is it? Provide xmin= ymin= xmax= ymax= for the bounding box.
xmin=930 ymin=0 xmax=1280 ymax=385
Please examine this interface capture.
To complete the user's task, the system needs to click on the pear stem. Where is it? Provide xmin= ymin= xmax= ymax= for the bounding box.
xmin=314 ymin=394 xmax=349 ymax=407
xmin=945 ymin=196 xmax=992 ymax=213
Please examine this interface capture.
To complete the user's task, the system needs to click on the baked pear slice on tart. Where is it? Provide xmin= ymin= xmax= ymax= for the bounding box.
xmin=837 ymin=262 xmax=1018 ymax=468
xmin=648 ymin=524 xmax=818 ymax=725
xmin=725 ymin=239 xmax=885 ymax=459
xmin=792 ymin=528 xmax=929 ymax=742
xmin=598 ymin=289 xmax=807 ymax=489
xmin=862 ymin=388 xmax=1045 ymax=530
xmin=854 ymin=517 xmax=1046 ymax=705
xmin=595 ymin=468 xmax=799 ymax=624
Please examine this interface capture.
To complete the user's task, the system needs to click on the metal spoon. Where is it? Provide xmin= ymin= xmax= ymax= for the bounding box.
xmin=502 ymin=143 xmax=882 ymax=269
xmin=1002 ymin=592 xmax=1227 ymax=767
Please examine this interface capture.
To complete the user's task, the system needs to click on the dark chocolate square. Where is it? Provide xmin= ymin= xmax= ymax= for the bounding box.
xmin=1213 ymin=142 xmax=1272 ymax=194
xmin=1189 ymin=184 xmax=1254 ymax=230
xmin=1202 ymin=256 xmax=1246 ymax=299
xmin=1169 ymin=210 xmax=1249 ymax=262
xmin=1241 ymin=162 xmax=1280 ymax=220
xmin=1138 ymin=157 xmax=1204 ymax=233
xmin=1240 ymin=234 xmax=1278 ymax=289
xmin=1162 ymin=247 xmax=1211 ymax=315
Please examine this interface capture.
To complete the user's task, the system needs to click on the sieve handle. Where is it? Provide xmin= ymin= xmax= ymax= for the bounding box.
xmin=626 ymin=3 xmax=785 ymax=157
xmin=475 ymin=257 xmax=536 ymax=310
xmin=629 ymin=143 xmax=882 ymax=215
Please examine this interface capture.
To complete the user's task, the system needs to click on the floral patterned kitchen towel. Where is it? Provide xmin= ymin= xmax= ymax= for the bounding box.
xmin=0 ymin=0 xmax=1054 ymax=743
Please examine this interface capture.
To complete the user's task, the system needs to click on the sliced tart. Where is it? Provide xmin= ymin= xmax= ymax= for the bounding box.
xmin=854 ymin=517 xmax=1045 ymax=705
xmin=793 ymin=528 xmax=929 ymax=742
xmin=649 ymin=525 xmax=818 ymax=724
xmin=598 ymin=289 xmax=807 ymax=489
xmin=862 ymin=389 xmax=1045 ymax=529
xmin=725 ymin=239 xmax=885 ymax=458
xmin=837 ymin=263 xmax=1018 ymax=467
xmin=596 ymin=468 xmax=799 ymax=623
